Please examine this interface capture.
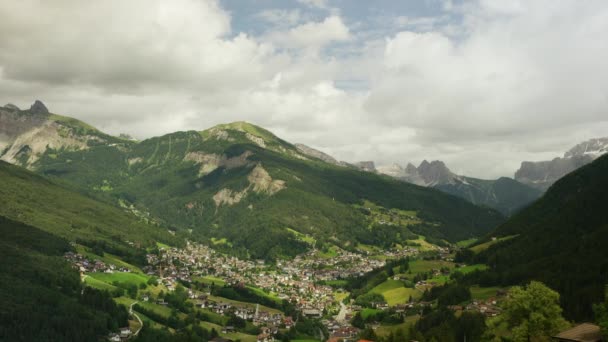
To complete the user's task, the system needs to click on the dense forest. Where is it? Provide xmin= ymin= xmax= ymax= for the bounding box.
xmin=0 ymin=216 xmax=129 ymax=341
xmin=460 ymin=154 xmax=608 ymax=320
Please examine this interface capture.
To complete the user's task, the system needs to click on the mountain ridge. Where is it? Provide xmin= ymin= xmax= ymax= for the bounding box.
xmin=0 ymin=102 xmax=505 ymax=259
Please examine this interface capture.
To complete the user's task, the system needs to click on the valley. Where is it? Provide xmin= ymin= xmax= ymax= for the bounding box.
xmin=1 ymin=102 xmax=607 ymax=342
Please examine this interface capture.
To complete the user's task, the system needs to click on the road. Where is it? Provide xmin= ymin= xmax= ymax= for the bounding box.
xmin=129 ymin=301 xmax=143 ymax=336
xmin=336 ymin=302 xmax=347 ymax=323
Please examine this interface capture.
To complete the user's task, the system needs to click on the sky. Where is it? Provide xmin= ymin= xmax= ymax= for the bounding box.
xmin=1 ymin=0 xmax=607 ymax=179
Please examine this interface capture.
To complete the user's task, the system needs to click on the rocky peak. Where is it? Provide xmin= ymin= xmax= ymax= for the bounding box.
xmin=3 ymin=104 xmax=19 ymax=111
xmin=417 ymin=160 xmax=456 ymax=186
xmin=29 ymin=100 xmax=49 ymax=115
xmin=405 ymin=163 xmax=418 ymax=174
xmin=294 ymin=143 xmax=339 ymax=165
xmin=515 ymin=137 xmax=608 ymax=191
xmin=376 ymin=163 xmax=405 ymax=178
xmin=564 ymin=137 xmax=608 ymax=159
xmin=354 ymin=161 xmax=376 ymax=172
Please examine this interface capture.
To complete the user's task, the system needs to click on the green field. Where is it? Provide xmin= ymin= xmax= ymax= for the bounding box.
xmin=457 ymin=264 xmax=488 ymax=274
xmin=470 ymin=235 xmax=517 ymax=253
xmin=207 ymin=295 xmax=283 ymax=314
xmin=470 ymin=286 xmax=503 ymax=300
xmin=456 ymin=238 xmax=478 ymax=248
xmin=88 ymin=271 xmax=150 ymax=286
xmin=375 ymin=315 xmax=420 ymax=337
xmin=370 ymin=279 xmax=422 ymax=306
xmin=84 ymin=275 xmax=118 ymax=291
xmin=408 ymin=259 xmax=455 ymax=275
xmin=404 ymin=236 xmax=437 ymax=251
xmin=136 ymin=301 xmax=174 ymax=318
xmin=193 ymin=275 xmax=227 ymax=287
xmin=246 ymin=285 xmax=281 ymax=304
xmin=286 ymin=227 xmax=316 ymax=245
xmin=361 ymin=308 xmax=383 ymax=319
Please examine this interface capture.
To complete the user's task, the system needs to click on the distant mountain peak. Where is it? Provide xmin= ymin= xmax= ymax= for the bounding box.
xmin=294 ymin=143 xmax=340 ymax=165
xmin=515 ymin=136 xmax=608 ymax=190
xmin=29 ymin=100 xmax=49 ymax=115
xmin=3 ymin=103 xmax=19 ymax=111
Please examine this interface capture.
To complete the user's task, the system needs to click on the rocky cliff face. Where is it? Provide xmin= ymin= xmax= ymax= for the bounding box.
xmin=294 ymin=143 xmax=340 ymax=165
xmin=515 ymin=137 xmax=608 ymax=191
xmin=0 ymin=104 xmax=48 ymax=151
xmin=378 ymin=160 xmax=540 ymax=215
xmin=353 ymin=161 xmax=376 ymax=172
xmin=0 ymin=101 xmax=119 ymax=168
xmin=378 ymin=160 xmax=456 ymax=187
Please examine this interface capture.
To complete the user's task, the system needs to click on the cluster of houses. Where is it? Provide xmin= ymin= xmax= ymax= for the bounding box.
xmin=142 ymin=242 xmax=407 ymax=317
xmin=64 ymin=252 xmax=131 ymax=274
xmin=106 ymin=327 xmax=132 ymax=341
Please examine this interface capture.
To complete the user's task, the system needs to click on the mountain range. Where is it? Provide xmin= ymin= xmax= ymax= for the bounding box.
xmin=515 ymin=137 xmax=608 ymax=190
xmin=0 ymin=102 xmax=504 ymax=260
xmin=375 ymin=160 xmax=542 ymax=216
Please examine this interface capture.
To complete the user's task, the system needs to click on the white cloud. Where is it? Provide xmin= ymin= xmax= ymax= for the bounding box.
xmin=1 ymin=0 xmax=608 ymax=179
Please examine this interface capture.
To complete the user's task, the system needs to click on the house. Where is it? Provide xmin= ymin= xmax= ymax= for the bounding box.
xmin=222 ymin=326 xmax=235 ymax=334
xmin=107 ymin=333 xmax=121 ymax=342
xmin=119 ymin=327 xmax=131 ymax=337
xmin=552 ymin=323 xmax=602 ymax=342
xmin=303 ymin=308 xmax=322 ymax=317
xmin=257 ymin=333 xmax=274 ymax=342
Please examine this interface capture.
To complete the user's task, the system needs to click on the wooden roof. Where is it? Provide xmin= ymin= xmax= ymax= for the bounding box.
xmin=553 ymin=323 xmax=602 ymax=342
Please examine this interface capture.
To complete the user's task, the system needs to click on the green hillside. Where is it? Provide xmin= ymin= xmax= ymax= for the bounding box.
xmin=469 ymin=154 xmax=608 ymax=320
xmin=0 ymin=216 xmax=130 ymax=341
xmin=2 ymin=109 xmax=505 ymax=259
xmin=435 ymin=176 xmax=542 ymax=216
xmin=0 ymin=161 xmax=179 ymax=258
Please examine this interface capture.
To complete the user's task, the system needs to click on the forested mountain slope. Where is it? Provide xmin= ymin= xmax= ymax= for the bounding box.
xmin=473 ymin=154 xmax=608 ymax=320
xmin=1 ymin=105 xmax=505 ymax=259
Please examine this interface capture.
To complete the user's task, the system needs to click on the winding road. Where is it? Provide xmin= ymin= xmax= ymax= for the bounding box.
xmin=129 ymin=301 xmax=143 ymax=336
xmin=336 ymin=302 xmax=347 ymax=323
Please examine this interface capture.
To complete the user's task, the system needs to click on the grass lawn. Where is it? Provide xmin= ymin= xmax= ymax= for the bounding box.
xmin=374 ymin=315 xmax=420 ymax=337
xmin=408 ymin=259 xmax=455 ymax=275
xmin=456 ymin=238 xmax=478 ymax=248
xmin=470 ymin=235 xmax=517 ymax=254
xmin=84 ymin=275 xmax=118 ymax=291
xmin=361 ymin=308 xmax=383 ymax=319
xmin=246 ymin=285 xmax=282 ymax=304
xmin=194 ymin=308 xmax=228 ymax=326
xmin=286 ymin=227 xmax=316 ymax=245
xmin=207 ymin=295 xmax=283 ymax=314
xmin=136 ymin=301 xmax=174 ymax=318
xmin=370 ymin=280 xmax=422 ymax=306
xmin=134 ymin=311 xmax=167 ymax=330
xmin=193 ymin=275 xmax=227 ymax=287
xmin=470 ymin=286 xmax=504 ymax=300
xmin=155 ymin=241 xmax=171 ymax=249
xmin=88 ymin=271 xmax=150 ymax=287
xmin=318 ymin=245 xmax=339 ymax=259
xmin=114 ymin=296 xmax=138 ymax=307
xmin=457 ymin=264 xmax=489 ymax=274
xmin=405 ymin=236 xmax=436 ymax=251
xmin=224 ymin=332 xmax=257 ymax=342
xmin=334 ymin=290 xmax=349 ymax=303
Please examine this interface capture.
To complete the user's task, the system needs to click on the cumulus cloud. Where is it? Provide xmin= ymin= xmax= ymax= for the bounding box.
xmin=1 ymin=0 xmax=607 ymax=178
